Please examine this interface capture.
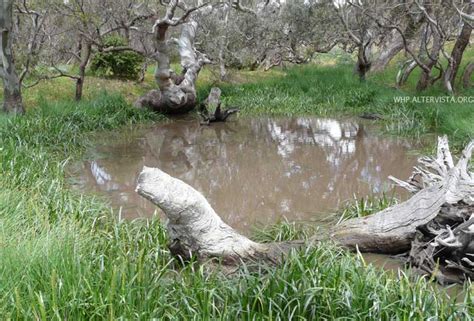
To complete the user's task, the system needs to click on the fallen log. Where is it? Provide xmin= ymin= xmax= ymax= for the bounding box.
xmin=136 ymin=136 xmax=473 ymax=281
xmin=136 ymin=166 xmax=301 ymax=264
xmin=331 ymin=137 xmax=473 ymax=254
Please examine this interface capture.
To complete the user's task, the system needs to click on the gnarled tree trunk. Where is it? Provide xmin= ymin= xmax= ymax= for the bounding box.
xmin=135 ymin=2 xmax=210 ymax=114
xmin=0 ymin=0 xmax=25 ymax=114
xmin=332 ymin=136 xmax=473 ymax=254
xmin=443 ymin=3 xmax=472 ymax=94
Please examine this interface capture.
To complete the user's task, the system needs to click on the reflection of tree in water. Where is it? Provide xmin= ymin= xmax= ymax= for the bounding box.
xmin=80 ymin=118 xmax=417 ymax=230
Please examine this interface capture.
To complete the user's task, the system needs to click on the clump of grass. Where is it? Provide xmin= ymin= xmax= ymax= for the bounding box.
xmin=337 ymin=193 xmax=399 ymax=223
xmin=252 ymin=218 xmax=315 ymax=242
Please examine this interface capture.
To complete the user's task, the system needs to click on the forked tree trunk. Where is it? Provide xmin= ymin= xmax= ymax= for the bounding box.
xmin=137 ymin=136 xmax=473 ymax=277
xmin=416 ymin=32 xmax=443 ymax=91
xmin=135 ymin=18 xmax=209 ymax=114
xmin=444 ymin=4 xmax=472 ymax=94
xmin=0 ymin=0 xmax=25 ymax=114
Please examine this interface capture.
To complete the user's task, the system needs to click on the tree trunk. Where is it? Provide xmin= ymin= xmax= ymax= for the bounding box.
xmin=75 ymin=39 xmax=91 ymax=101
xmin=355 ymin=42 xmax=372 ymax=82
xmin=135 ymin=19 xmax=209 ymax=114
xmin=396 ymin=60 xmax=417 ymax=87
xmin=219 ymin=5 xmax=230 ymax=81
xmin=462 ymin=62 xmax=474 ymax=88
xmin=198 ymin=87 xmax=239 ymax=124
xmin=0 ymin=0 xmax=25 ymax=114
xmin=416 ymin=32 xmax=443 ymax=91
xmin=444 ymin=4 xmax=473 ymax=93
xmin=372 ymin=36 xmax=404 ymax=72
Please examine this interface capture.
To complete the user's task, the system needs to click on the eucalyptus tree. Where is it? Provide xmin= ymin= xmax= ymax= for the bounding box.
xmin=46 ymin=0 xmax=156 ymax=100
xmin=1 ymin=0 xmax=24 ymax=114
xmin=444 ymin=0 xmax=473 ymax=93
xmin=336 ymin=1 xmax=377 ymax=81
xmin=353 ymin=0 xmax=473 ymax=92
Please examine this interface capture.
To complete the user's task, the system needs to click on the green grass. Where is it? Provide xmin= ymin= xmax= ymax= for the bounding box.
xmin=336 ymin=193 xmax=400 ymax=223
xmin=0 ymin=92 xmax=473 ymax=319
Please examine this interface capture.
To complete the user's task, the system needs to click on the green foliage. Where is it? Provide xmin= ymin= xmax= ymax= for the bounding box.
xmin=90 ymin=36 xmax=144 ymax=80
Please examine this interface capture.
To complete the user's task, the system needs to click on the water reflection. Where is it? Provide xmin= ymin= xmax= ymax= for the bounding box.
xmin=72 ymin=117 xmax=418 ymax=232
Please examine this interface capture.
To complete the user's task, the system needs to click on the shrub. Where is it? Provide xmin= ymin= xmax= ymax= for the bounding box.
xmin=90 ymin=36 xmax=144 ymax=80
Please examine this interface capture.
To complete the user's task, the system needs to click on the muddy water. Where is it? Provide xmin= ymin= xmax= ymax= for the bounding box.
xmin=70 ymin=116 xmax=419 ymax=233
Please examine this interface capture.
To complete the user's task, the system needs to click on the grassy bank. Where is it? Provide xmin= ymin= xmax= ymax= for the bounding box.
xmin=5 ymin=60 xmax=472 ymax=150
xmin=0 ymin=92 xmax=473 ymax=319
xmin=215 ymin=64 xmax=474 ymax=149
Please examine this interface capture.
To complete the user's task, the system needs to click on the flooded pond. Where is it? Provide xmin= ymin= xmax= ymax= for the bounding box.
xmin=70 ymin=116 xmax=419 ymax=233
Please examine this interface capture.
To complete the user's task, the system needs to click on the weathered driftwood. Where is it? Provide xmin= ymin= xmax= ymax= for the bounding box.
xmin=136 ymin=166 xmax=300 ymax=264
xmin=198 ymin=87 xmax=239 ymax=125
xmin=331 ymin=136 xmax=473 ymax=254
xmin=136 ymin=136 xmax=473 ymax=282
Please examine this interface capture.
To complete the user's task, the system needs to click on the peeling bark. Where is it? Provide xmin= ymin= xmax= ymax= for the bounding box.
xmin=332 ymin=136 xmax=473 ymax=254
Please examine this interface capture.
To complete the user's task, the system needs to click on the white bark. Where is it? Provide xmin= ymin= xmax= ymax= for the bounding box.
xmin=136 ymin=1 xmax=210 ymax=114
xmin=136 ymin=166 xmax=295 ymax=262
xmin=332 ymin=136 xmax=474 ymax=253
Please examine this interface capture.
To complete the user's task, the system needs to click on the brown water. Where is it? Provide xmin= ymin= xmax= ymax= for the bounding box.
xmin=69 ymin=116 xmax=419 ymax=233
